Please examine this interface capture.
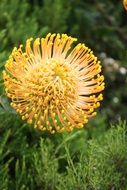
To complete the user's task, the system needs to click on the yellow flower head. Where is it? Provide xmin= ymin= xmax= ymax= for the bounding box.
xmin=3 ymin=33 xmax=104 ymax=133
xmin=123 ymin=0 xmax=127 ymax=10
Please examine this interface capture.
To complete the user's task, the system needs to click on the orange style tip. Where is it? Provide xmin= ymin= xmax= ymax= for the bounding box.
xmin=34 ymin=114 xmax=38 ymax=119
xmin=74 ymin=38 xmax=77 ymax=41
xmin=99 ymin=96 xmax=103 ymax=101
xmin=25 ymin=107 xmax=29 ymax=111
xmin=5 ymin=88 xmax=9 ymax=92
xmin=84 ymin=119 xmax=88 ymax=123
xmin=92 ymin=112 xmax=97 ymax=116
xmin=59 ymin=127 xmax=65 ymax=132
xmin=68 ymin=127 xmax=73 ymax=132
xmin=101 ymin=86 xmax=105 ymax=90
xmin=13 ymin=47 xmax=17 ymax=51
xmin=22 ymin=116 xmax=25 ymax=120
xmin=2 ymin=71 xmax=6 ymax=75
xmin=61 ymin=109 xmax=65 ymax=113
xmin=27 ymin=119 xmax=32 ymax=124
xmin=40 ymin=116 xmax=44 ymax=121
xmin=47 ymin=32 xmax=51 ymax=36
xmin=52 ymin=33 xmax=56 ymax=38
xmin=10 ymin=102 xmax=13 ymax=106
xmin=101 ymin=75 xmax=105 ymax=80
xmin=19 ymin=110 xmax=23 ymax=114
xmin=51 ymin=130 xmax=55 ymax=134
xmin=54 ymin=120 xmax=57 ymax=124
xmin=78 ymin=123 xmax=84 ymax=128
xmin=16 ymin=109 xmax=20 ymax=112
xmin=29 ymin=37 xmax=33 ymax=41
xmin=37 ymin=121 xmax=41 ymax=125
xmin=52 ymin=112 xmax=56 ymax=118
xmin=42 ymin=127 xmax=46 ymax=131
xmin=49 ymin=126 xmax=53 ymax=131
xmin=19 ymin=44 xmax=23 ymax=48
xmin=68 ymin=122 xmax=71 ymax=125
xmin=98 ymin=94 xmax=103 ymax=99
xmin=17 ymin=103 xmax=21 ymax=107
xmin=25 ymin=114 xmax=29 ymax=119
xmin=32 ymin=107 xmax=35 ymax=112
xmin=55 ymin=126 xmax=60 ymax=131
xmin=44 ymin=109 xmax=48 ymax=114
xmin=34 ymin=38 xmax=40 ymax=45
xmin=34 ymin=124 xmax=37 ymax=128
xmin=40 ymin=125 xmax=44 ymax=130
xmin=96 ymin=102 xmax=100 ymax=107
xmin=90 ymin=108 xmax=94 ymax=112
xmin=11 ymin=103 xmax=16 ymax=108
xmin=46 ymin=121 xmax=50 ymax=125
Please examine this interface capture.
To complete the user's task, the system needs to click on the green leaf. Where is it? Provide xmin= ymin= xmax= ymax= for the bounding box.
xmin=0 ymin=95 xmax=16 ymax=113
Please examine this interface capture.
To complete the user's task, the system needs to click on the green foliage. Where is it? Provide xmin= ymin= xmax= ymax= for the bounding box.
xmin=34 ymin=0 xmax=71 ymax=33
xmin=32 ymin=139 xmax=59 ymax=189
xmin=0 ymin=116 xmax=127 ymax=189
xmin=61 ymin=124 xmax=127 ymax=190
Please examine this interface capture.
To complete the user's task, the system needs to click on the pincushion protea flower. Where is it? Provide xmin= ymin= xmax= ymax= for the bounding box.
xmin=3 ymin=33 xmax=104 ymax=133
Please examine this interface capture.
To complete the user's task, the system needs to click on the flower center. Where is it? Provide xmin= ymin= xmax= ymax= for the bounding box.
xmin=47 ymin=59 xmax=69 ymax=80
xmin=44 ymin=59 xmax=78 ymax=103
xmin=52 ymin=62 xmax=68 ymax=80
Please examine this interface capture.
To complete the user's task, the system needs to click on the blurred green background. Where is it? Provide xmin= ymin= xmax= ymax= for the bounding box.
xmin=0 ymin=0 xmax=127 ymax=189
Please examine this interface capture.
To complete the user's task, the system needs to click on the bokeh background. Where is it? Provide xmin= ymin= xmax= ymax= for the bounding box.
xmin=0 ymin=0 xmax=127 ymax=189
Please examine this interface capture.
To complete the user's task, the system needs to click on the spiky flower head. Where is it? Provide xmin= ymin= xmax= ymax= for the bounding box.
xmin=3 ymin=33 xmax=104 ymax=133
